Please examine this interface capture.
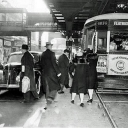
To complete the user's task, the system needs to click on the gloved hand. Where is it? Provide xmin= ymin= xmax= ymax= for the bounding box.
xmin=57 ymin=73 xmax=61 ymax=84
xmin=57 ymin=73 xmax=61 ymax=77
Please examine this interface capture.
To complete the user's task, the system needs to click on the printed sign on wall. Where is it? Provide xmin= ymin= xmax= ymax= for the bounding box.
xmin=108 ymin=55 xmax=128 ymax=76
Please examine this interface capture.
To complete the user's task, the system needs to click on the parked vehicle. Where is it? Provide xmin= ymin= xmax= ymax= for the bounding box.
xmin=0 ymin=51 xmax=42 ymax=95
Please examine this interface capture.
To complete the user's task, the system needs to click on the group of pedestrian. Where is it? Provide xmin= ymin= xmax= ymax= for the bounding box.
xmin=19 ymin=42 xmax=98 ymax=108
xmin=70 ymin=48 xmax=98 ymax=107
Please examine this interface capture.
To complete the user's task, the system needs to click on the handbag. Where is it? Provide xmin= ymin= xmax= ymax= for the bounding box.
xmin=22 ymin=76 xmax=30 ymax=93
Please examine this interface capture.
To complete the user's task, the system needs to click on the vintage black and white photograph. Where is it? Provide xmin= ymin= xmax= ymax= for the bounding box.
xmin=0 ymin=0 xmax=128 ymax=127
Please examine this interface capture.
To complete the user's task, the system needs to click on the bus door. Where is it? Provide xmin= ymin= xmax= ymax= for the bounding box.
xmin=95 ymin=31 xmax=107 ymax=74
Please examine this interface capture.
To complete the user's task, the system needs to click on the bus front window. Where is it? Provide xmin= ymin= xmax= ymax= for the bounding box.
xmin=97 ymin=31 xmax=107 ymax=53
xmin=110 ymin=32 xmax=128 ymax=52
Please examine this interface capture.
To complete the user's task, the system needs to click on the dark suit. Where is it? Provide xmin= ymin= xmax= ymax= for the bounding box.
xmin=58 ymin=54 xmax=69 ymax=87
xmin=40 ymin=49 xmax=61 ymax=101
xmin=20 ymin=51 xmax=39 ymax=102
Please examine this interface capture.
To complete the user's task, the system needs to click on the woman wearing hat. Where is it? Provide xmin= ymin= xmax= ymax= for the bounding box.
xmin=86 ymin=50 xmax=98 ymax=104
xmin=20 ymin=44 xmax=39 ymax=103
xmin=70 ymin=50 xmax=89 ymax=107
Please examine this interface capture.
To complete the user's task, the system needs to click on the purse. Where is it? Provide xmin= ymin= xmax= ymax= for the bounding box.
xmin=22 ymin=76 xmax=30 ymax=93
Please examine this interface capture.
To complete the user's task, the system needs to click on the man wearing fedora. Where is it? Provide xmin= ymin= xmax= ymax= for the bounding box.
xmin=20 ymin=44 xmax=39 ymax=103
xmin=40 ymin=42 xmax=61 ymax=106
xmin=58 ymin=49 xmax=70 ymax=94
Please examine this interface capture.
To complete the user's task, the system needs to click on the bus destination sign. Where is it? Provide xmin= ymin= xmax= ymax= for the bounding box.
xmin=114 ymin=21 xmax=128 ymax=26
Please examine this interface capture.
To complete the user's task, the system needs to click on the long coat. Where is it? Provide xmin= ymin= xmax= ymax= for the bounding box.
xmin=20 ymin=51 xmax=36 ymax=91
xmin=87 ymin=53 xmax=98 ymax=89
xmin=40 ymin=49 xmax=61 ymax=92
xmin=58 ymin=54 xmax=69 ymax=85
xmin=71 ymin=57 xmax=88 ymax=94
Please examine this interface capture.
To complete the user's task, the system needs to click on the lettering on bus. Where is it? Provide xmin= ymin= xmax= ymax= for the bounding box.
xmin=97 ymin=21 xmax=108 ymax=26
xmin=114 ymin=21 xmax=128 ymax=26
xmin=108 ymin=55 xmax=128 ymax=75
xmin=110 ymin=69 xmax=128 ymax=74
xmin=112 ymin=56 xmax=128 ymax=61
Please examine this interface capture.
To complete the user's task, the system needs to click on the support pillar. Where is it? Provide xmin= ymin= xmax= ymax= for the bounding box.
xmin=65 ymin=20 xmax=73 ymax=60
xmin=66 ymin=20 xmax=73 ymax=37
xmin=27 ymin=35 xmax=31 ymax=51
xmin=39 ymin=32 xmax=43 ymax=50
xmin=27 ymin=31 xmax=31 ymax=50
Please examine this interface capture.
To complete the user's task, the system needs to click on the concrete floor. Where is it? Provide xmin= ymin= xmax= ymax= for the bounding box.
xmin=38 ymin=88 xmax=112 ymax=128
xmin=0 ymin=88 xmax=112 ymax=128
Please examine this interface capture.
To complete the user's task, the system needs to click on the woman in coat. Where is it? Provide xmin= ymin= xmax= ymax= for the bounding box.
xmin=20 ymin=44 xmax=39 ymax=103
xmin=70 ymin=51 xmax=88 ymax=107
xmin=86 ymin=51 xmax=98 ymax=104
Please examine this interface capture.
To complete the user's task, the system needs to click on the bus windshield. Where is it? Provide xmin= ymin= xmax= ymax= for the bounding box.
xmin=97 ymin=31 xmax=107 ymax=53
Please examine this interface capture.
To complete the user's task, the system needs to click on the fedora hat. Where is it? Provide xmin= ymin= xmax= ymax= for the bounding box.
xmin=64 ymin=49 xmax=70 ymax=53
xmin=45 ymin=42 xmax=53 ymax=47
xmin=22 ymin=44 xmax=29 ymax=50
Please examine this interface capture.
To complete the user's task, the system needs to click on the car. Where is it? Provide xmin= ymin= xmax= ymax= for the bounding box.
xmin=0 ymin=51 xmax=42 ymax=95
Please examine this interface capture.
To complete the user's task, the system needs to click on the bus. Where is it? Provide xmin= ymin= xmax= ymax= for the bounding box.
xmin=82 ymin=13 xmax=128 ymax=93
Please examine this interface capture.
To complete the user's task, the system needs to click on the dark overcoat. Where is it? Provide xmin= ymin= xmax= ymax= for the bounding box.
xmin=58 ymin=54 xmax=69 ymax=85
xmin=40 ymin=49 xmax=60 ymax=92
xmin=87 ymin=53 xmax=98 ymax=89
xmin=71 ymin=57 xmax=88 ymax=94
xmin=19 ymin=51 xmax=36 ymax=91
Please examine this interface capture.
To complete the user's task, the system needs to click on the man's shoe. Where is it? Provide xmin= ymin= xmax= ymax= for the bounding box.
xmin=58 ymin=91 xmax=64 ymax=94
xmin=44 ymin=107 xmax=47 ymax=110
xmin=80 ymin=103 xmax=84 ymax=107
xmin=20 ymin=100 xmax=29 ymax=103
xmin=71 ymin=100 xmax=74 ymax=104
xmin=34 ymin=97 xmax=40 ymax=100
xmin=47 ymin=98 xmax=53 ymax=104
xmin=87 ymin=99 xmax=93 ymax=104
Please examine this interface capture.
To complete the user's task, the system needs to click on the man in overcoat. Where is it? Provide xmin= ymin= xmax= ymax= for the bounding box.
xmin=58 ymin=49 xmax=70 ymax=94
xmin=40 ymin=42 xmax=61 ymax=105
xmin=20 ymin=44 xmax=39 ymax=103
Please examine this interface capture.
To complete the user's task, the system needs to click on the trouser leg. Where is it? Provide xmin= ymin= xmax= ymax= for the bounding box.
xmin=31 ymin=91 xmax=39 ymax=99
xmin=45 ymin=84 xmax=57 ymax=104
xmin=48 ymin=90 xmax=57 ymax=100
xmin=24 ymin=91 xmax=30 ymax=102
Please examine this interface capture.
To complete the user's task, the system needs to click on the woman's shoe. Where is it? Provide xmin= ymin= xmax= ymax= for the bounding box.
xmin=71 ymin=100 xmax=74 ymax=104
xmin=87 ymin=99 xmax=93 ymax=104
xmin=80 ymin=103 xmax=84 ymax=107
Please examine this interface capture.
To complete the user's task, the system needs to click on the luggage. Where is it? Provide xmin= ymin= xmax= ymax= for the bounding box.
xmin=22 ymin=76 xmax=30 ymax=93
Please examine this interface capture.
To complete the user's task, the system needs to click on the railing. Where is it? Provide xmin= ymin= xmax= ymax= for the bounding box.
xmin=0 ymin=21 xmax=26 ymax=27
